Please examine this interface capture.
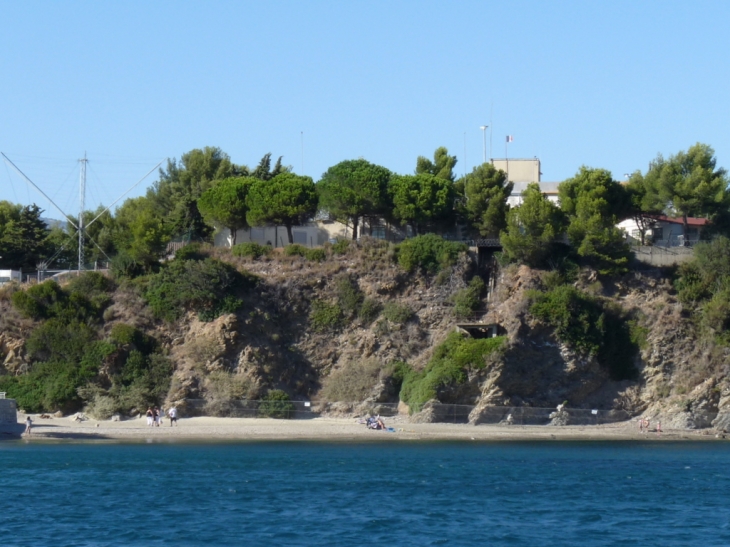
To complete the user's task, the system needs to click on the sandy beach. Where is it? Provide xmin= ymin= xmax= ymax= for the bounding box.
xmin=7 ymin=414 xmax=726 ymax=442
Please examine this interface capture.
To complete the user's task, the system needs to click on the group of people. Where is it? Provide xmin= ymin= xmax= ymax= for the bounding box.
xmin=638 ymin=417 xmax=662 ymax=434
xmin=146 ymin=406 xmax=178 ymax=427
xmin=365 ymin=415 xmax=387 ymax=430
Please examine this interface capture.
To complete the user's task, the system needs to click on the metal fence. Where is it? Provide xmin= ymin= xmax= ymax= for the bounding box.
xmin=182 ymin=399 xmax=631 ymax=426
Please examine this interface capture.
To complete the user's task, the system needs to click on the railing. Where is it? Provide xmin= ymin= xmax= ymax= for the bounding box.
xmin=181 ymin=399 xmax=631 ymax=425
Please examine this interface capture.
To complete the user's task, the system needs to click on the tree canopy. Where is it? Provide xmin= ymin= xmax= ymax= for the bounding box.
xmin=500 ymin=183 xmax=566 ymax=267
xmin=148 ymin=147 xmax=240 ymax=240
xmin=198 ymin=177 xmax=255 ymax=246
xmin=416 ymin=147 xmax=457 ymax=182
xmin=458 ymin=163 xmax=513 ymax=237
xmin=652 ymin=143 xmax=730 ymax=241
xmin=317 ymin=159 xmax=391 ymax=240
xmin=558 ymin=167 xmax=632 ymax=274
xmin=246 ymin=173 xmax=318 ymax=244
xmin=388 ymin=173 xmax=455 ymax=235
xmin=0 ymin=203 xmax=50 ymax=270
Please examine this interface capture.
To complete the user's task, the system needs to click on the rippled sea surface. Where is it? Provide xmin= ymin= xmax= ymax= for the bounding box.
xmin=1 ymin=440 xmax=730 ymax=546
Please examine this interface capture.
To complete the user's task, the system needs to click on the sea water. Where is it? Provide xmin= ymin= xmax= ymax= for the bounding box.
xmin=1 ymin=440 xmax=729 ymax=546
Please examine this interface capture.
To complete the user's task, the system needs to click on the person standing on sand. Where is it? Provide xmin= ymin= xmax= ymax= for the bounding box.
xmin=24 ymin=416 xmax=32 ymax=436
xmin=146 ymin=407 xmax=153 ymax=427
xmin=153 ymin=407 xmax=160 ymax=427
xmin=168 ymin=406 xmax=177 ymax=426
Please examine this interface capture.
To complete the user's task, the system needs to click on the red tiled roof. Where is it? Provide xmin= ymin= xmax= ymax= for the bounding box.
xmin=656 ymin=215 xmax=710 ymax=227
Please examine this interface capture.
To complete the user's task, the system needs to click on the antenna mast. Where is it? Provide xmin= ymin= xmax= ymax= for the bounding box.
xmin=78 ymin=153 xmax=87 ymax=271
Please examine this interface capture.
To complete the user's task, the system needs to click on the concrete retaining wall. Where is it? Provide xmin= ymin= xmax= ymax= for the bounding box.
xmin=0 ymin=398 xmax=18 ymax=423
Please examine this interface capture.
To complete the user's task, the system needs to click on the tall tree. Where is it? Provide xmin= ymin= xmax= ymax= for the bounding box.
xmin=624 ymin=170 xmax=664 ymax=245
xmin=500 ymin=183 xmax=566 ymax=267
xmin=559 ymin=167 xmax=632 ymax=274
xmin=416 ymin=147 xmax=457 ymax=182
xmin=149 ymin=147 xmax=241 ymax=241
xmin=251 ymin=153 xmax=289 ymax=181
xmin=317 ymin=159 xmax=391 ymax=240
xmin=246 ymin=173 xmax=318 ymax=244
xmin=0 ymin=204 xmax=51 ymax=270
xmin=388 ymin=173 xmax=455 ymax=235
xmin=197 ymin=177 xmax=255 ymax=247
xmin=653 ymin=143 xmax=730 ymax=242
xmin=113 ymin=196 xmax=170 ymax=264
xmin=458 ymin=163 xmax=513 ymax=237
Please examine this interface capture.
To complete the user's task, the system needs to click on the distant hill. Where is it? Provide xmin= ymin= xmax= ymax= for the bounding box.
xmin=41 ymin=217 xmax=67 ymax=230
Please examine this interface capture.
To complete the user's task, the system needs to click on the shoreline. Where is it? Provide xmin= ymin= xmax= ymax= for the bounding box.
xmin=4 ymin=415 xmax=728 ymax=443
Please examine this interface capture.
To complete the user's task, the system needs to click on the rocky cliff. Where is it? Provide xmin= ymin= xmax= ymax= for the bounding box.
xmin=1 ymin=239 xmax=728 ymax=430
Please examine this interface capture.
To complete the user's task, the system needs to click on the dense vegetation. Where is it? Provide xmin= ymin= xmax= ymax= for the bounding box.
xmin=396 ymin=332 xmax=506 ymax=411
xmin=0 ymin=273 xmax=172 ymax=414
xmin=1 ymin=141 xmax=729 ymax=418
xmin=528 ymin=285 xmax=639 ymax=380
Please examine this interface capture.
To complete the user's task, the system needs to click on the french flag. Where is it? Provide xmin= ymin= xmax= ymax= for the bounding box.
xmin=506 ymin=135 xmax=514 ymax=142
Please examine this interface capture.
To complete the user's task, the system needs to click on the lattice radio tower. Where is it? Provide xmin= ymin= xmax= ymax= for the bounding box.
xmin=1 ymin=152 xmax=163 ymax=272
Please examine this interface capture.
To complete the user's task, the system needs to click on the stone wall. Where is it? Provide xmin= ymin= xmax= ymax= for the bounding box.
xmin=0 ymin=398 xmax=18 ymax=424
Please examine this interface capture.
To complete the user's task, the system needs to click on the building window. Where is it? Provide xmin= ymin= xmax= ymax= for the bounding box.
xmin=653 ymin=227 xmax=664 ymax=241
xmin=371 ymin=226 xmax=386 ymax=240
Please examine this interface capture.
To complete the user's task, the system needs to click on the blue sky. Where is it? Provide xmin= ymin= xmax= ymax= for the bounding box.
xmin=1 ymin=0 xmax=729 ymax=219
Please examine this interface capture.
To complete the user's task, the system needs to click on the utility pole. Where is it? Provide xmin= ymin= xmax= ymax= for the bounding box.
xmin=78 ymin=153 xmax=88 ymax=272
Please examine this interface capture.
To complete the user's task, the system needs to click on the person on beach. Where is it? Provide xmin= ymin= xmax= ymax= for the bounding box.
xmin=168 ymin=406 xmax=178 ymax=426
xmin=656 ymin=421 xmax=662 ymax=435
xmin=146 ymin=407 xmax=153 ymax=427
xmin=638 ymin=418 xmax=644 ymax=432
xmin=153 ymin=407 xmax=160 ymax=427
xmin=24 ymin=416 xmax=32 ymax=436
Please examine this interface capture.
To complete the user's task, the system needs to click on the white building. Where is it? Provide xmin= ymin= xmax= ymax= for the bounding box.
xmin=618 ymin=216 xmax=709 ymax=247
xmin=0 ymin=270 xmax=21 ymax=286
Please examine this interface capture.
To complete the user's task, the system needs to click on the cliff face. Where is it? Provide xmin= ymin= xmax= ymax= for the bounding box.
xmin=1 ymin=241 xmax=728 ymax=429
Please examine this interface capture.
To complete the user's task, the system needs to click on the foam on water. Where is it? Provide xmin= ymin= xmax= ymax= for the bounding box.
xmin=1 ymin=441 xmax=729 ymax=546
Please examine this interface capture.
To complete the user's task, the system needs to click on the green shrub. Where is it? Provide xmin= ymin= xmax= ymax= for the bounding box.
xmin=331 ymin=239 xmax=350 ymax=255
xmin=383 ymin=302 xmax=413 ymax=324
xmin=174 ymin=243 xmax=207 ymax=261
xmin=452 ymin=277 xmax=485 ymax=318
xmin=12 ymin=280 xmax=105 ymax=323
xmin=0 ymin=338 xmax=115 ymax=413
xmin=110 ymin=251 xmax=147 ymax=280
xmin=305 ymin=248 xmax=326 ymax=262
xmin=336 ymin=276 xmax=363 ymax=318
xmin=144 ymin=258 xmax=256 ymax=322
xmin=309 ymin=299 xmax=343 ymax=332
xmin=396 ymin=234 xmax=467 ymax=274
xmin=259 ymin=389 xmax=295 ymax=419
xmin=358 ymin=298 xmax=382 ymax=325
xmin=701 ymin=288 xmax=730 ymax=344
xmin=66 ymin=271 xmax=115 ymax=295
xmin=284 ymin=244 xmax=307 ymax=257
xmin=675 ymin=262 xmax=711 ymax=304
xmin=109 ymin=323 xmax=155 ymax=354
xmin=232 ymin=242 xmax=271 ymax=259
xmin=528 ymin=285 xmax=639 ymax=380
xmin=628 ymin=319 xmax=649 ymax=351
xmin=398 ymin=332 xmax=505 ymax=410
xmin=12 ymin=281 xmax=66 ymax=320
